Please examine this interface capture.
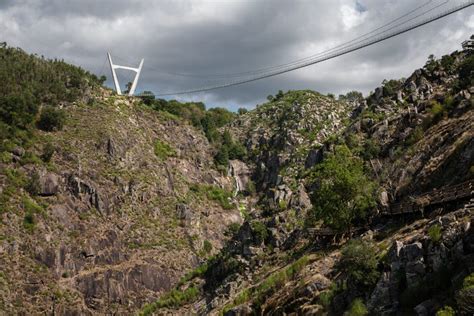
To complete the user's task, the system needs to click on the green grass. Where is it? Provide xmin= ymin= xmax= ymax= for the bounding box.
xmin=140 ymin=285 xmax=200 ymax=315
xmin=345 ymin=298 xmax=368 ymax=316
xmin=428 ymin=225 xmax=442 ymax=243
xmin=177 ymin=262 xmax=209 ymax=287
xmin=154 ymin=139 xmax=176 ymax=160
xmin=190 ymin=184 xmax=233 ymax=210
xmin=222 ymin=255 xmax=310 ymax=313
xmin=22 ymin=197 xmax=45 ymax=232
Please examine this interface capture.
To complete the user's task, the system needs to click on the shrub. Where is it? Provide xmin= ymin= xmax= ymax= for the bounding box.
xmin=457 ymin=273 xmax=474 ymax=314
xmin=206 ymin=186 xmax=233 ymax=209
xmin=214 ymin=145 xmax=229 ymax=167
xmin=41 ymin=143 xmax=55 ymax=162
xmin=405 ymin=126 xmax=424 ymax=146
xmin=361 ymin=138 xmax=380 ymax=160
xmin=25 ymin=171 xmax=41 ymax=195
xmin=154 ymin=139 xmax=176 ymax=160
xmin=237 ymin=108 xmax=248 ymax=115
xmin=382 ymin=79 xmax=402 ymax=97
xmin=251 ymin=220 xmax=268 ymax=242
xmin=278 ymin=199 xmax=287 ymax=211
xmin=436 ymin=306 xmax=455 ymax=316
xmin=344 ymin=298 xmax=368 ymax=316
xmin=430 ymin=102 xmax=445 ymax=120
xmin=440 ymin=54 xmax=455 ymax=72
xmin=203 ymin=240 xmax=212 ymax=254
xmin=458 ymin=55 xmax=474 ymax=89
xmin=37 ymin=107 xmax=65 ymax=131
xmin=23 ymin=212 xmax=35 ymax=231
xmin=5 ymin=168 xmax=27 ymax=187
xmin=337 ymin=240 xmax=380 ymax=291
xmin=428 ymin=224 xmax=442 ymax=243
xmin=226 ymin=222 xmax=241 ymax=236
xmin=245 ymin=180 xmax=256 ymax=194
xmin=22 ymin=196 xmax=43 ymax=232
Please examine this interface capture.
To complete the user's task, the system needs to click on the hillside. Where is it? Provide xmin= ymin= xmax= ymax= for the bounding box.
xmin=0 ymin=40 xmax=473 ymax=316
xmin=0 ymin=45 xmax=243 ymax=314
xmin=149 ymin=44 xmax=473 ymax=315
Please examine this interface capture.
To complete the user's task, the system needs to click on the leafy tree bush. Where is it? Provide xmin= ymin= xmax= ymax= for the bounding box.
xmin=203 ymin=240 xmax=212 ymax=254
xmin=237 ymin=108 xmax=248 ymax=115
xmin=456 ymin=273 xmax=474 ymax=314
xmin=428 ymin=224 xmax=442 ymax=243
xmin=41 ymin=143 xmax=55 ymax=162
xmin=337 ymin=239 xmax=380 ymax=291
xmin=307 ymin=145 xmax=377 ymax=232
xmin=154 ymin=139 xmax=176 ymax=160
xmin=275 ymin=90 xmax=284 ymax=100
xmin=339 ymin=91 xmax=364 ymax=103
xmin=382 ymin=79 xmax=402 ymax=97
xmin=405 ymin=126 xmax=424 ymax=146
xmin=25 ymin=171 xmax=41 ymax=195
xmin=440 ymin=54 xmax=455 ymax=72
xmin=458 ymin=55 xmax=474 ymax=89
xmin=436 ymin=306 xmax=455 ymax=316
xmin=0 ymin=93 xmax=37 ymax=129
xmin=37 ymin=107 xmax=65 ymax=131
xmin=344 ymin=298 xmax=368 ymax=316
xmin=424 ymin=54 xmax=438 ymax=72
xmin=361 ymin=138 xmax=381 ymax=160
xmin=214 ymin=145 xmax=229 ymax=167
xmin=251 ymin=220 xmax=268 ymax=243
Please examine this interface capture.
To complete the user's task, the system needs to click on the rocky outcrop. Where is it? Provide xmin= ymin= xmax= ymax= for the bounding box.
xmin=368 ymin=207 xmax=473 ymax=315
xmin=228 ymin=160 xmax=252 ymax=195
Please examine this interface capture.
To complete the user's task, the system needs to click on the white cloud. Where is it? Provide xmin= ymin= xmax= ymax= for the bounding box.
xmin=340 ymin=2 xmax=368 ymax=31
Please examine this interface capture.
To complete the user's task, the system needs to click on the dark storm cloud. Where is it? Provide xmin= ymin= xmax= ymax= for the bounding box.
xmin=0 ymin=0 xmax=472 ymax=110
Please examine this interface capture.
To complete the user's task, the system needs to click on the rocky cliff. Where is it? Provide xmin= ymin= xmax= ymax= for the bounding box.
xmin=155 ymin=45 xmax=473 ymax=316
xmin=0 ymin=90 xmax=242 ymax=314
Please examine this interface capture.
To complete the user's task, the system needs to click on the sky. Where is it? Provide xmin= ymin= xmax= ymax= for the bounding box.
xmin=0 ymin=0 xmax=473 ymax=111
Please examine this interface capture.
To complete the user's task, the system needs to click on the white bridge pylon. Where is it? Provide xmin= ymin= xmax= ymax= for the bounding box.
xmin=107 ymin=52 xmax=144 ymax=96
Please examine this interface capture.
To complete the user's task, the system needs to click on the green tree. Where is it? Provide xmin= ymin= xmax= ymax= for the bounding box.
xmin=37 ymin=107 xmax=65 ymax=132
xmin=338 ymin=240 xmax=380 ymax=291
xmin=237 ymin=108 xmax=248 ymax=115
xmin=425 ymin=54 xmax=438 ymax=72
xmin=458 ymin=55 xmax=474 ymax=89
xmin=275 ymin=90 xmax=284 ymax=100
xmin=215 ymin=145 xmax=229 ymax=167
xmin=307 ymin=145 xmax=376 ymax=232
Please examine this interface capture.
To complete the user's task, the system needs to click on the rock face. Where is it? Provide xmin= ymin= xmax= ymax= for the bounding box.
xmin=39 ymin=171 xmax=60 ymax=196
xmin=227 ymin=90 xmax=353 ymax=211
xmin=0 ymin=95 xmax=240 ymax=315
xmin=368 ymin=207 xmax=474 ymax=315
xmin=228 ymin=160 xmax=252 ymax=195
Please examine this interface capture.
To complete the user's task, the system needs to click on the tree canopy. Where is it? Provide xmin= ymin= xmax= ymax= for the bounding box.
xmin=307 ymin=145 xmax=377 ymax=232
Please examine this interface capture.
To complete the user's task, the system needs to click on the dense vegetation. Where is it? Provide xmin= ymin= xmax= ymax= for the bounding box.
xmin=307 ymin=145 xmax=377 ymax=232
xmin=141 ymin=94 xmax=246 ymax=169
xmin=0 ymin=43 xmax=104 ymax=151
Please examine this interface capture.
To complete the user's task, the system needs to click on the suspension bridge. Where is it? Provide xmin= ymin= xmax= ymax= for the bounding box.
xmin=104 ymin=0 xmax=474 ymax=97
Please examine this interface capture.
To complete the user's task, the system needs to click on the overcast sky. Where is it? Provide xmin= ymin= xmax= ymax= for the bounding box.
xmin=1 ymin=0 xmax=473 ymax=110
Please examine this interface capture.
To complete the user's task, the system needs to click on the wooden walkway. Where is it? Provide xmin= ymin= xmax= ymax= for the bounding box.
xmin=383 ymin=179 xmax=473 ymax=216
xmin=307 ymin=179 xmax=474 ymax=237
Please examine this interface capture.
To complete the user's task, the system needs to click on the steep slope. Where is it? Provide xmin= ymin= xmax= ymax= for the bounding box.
xmin=158 ymin=44 xmax=473 ymax=316
xmin=0 ymin=46 xmax=242 ymax=314
xmin=227 ymin=90 xmax=352 ymax=208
